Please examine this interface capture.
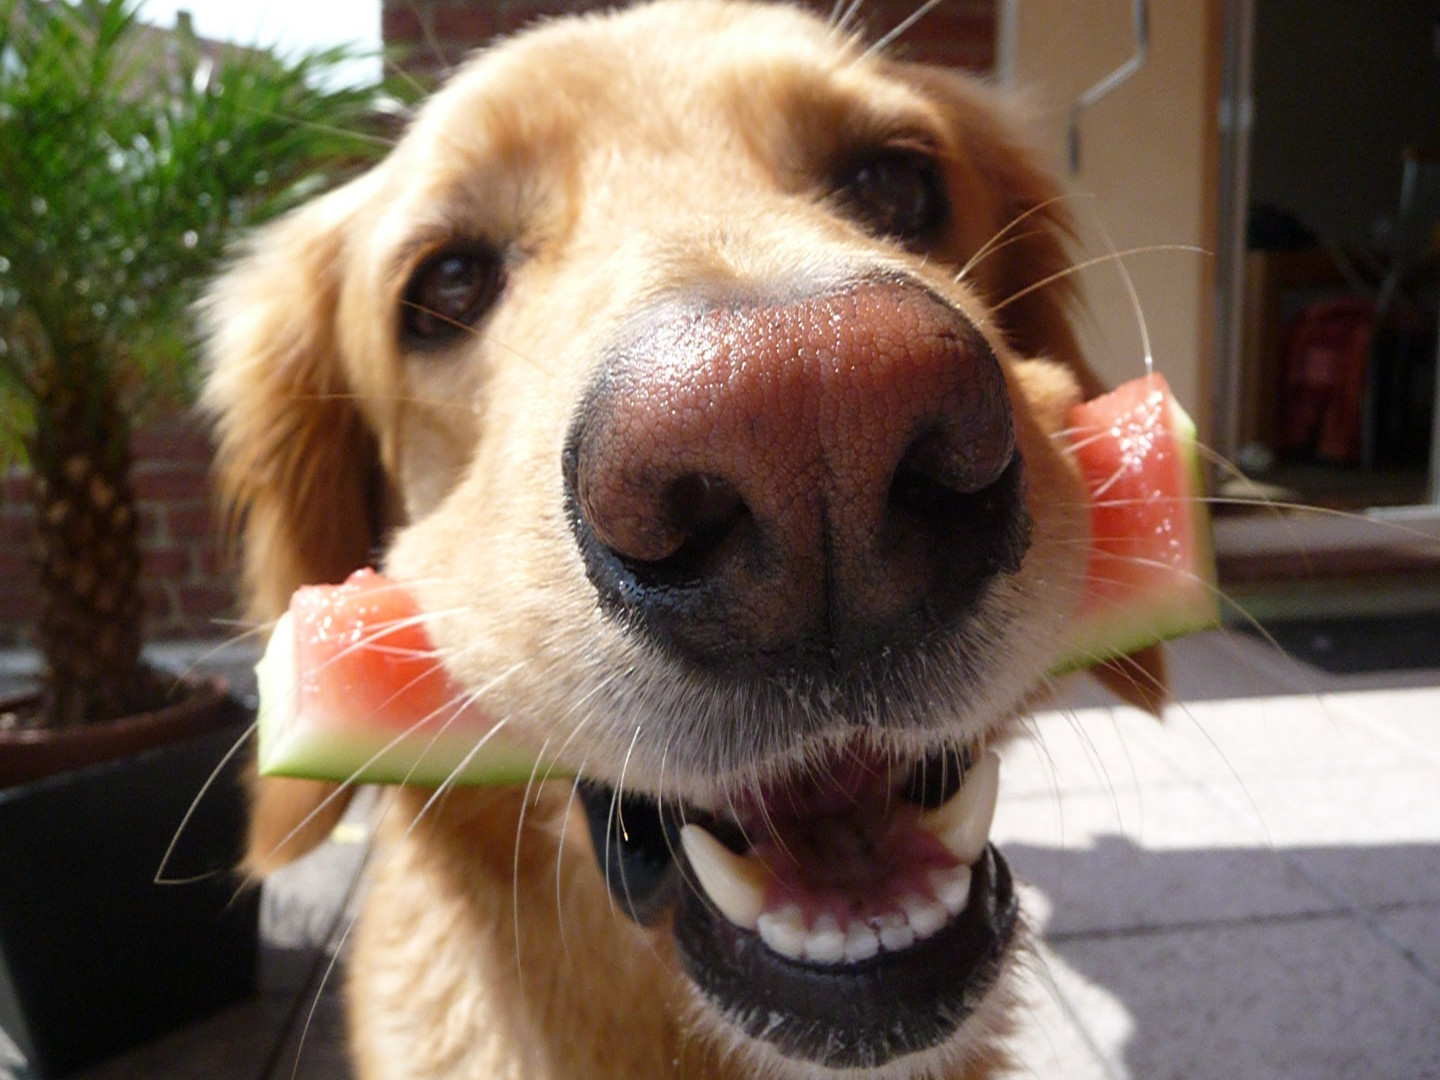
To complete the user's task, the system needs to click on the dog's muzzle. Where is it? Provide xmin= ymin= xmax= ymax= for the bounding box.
xmin=567 ymin=280 xmax=1025 ymax=1066
xmin=577 ymin=739 xmax=1017 ymax=1069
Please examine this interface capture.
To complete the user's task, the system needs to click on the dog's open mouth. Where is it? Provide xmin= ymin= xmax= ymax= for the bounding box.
xmin=577 ymin=740 xmax=1017 ymax=1069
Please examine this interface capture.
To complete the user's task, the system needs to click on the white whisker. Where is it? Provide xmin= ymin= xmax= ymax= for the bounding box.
xmin=512 ymin=735 xmax=555 ymax=1012
xmin=864 ymin=0 xmax=946 ymax=56
xmin=955 ymin=193 xmax=1095 ymax=285
xmin=156 ymin=720 xmax=257 ymax=885
xmin=982 ymin=244 xmax=1208 ymax=322
xmin=835 ymin=0 xmax=868 ymax=33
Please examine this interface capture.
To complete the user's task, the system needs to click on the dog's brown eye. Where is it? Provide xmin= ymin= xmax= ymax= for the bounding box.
xmin=400 ymin=244 xmax=504 ymax=348
xmin=833 ymin=149 xmax=947 ymax=245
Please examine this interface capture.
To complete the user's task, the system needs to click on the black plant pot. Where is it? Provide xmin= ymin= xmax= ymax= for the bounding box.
xmin=0 ymin=688 xmax=259 ymax=1078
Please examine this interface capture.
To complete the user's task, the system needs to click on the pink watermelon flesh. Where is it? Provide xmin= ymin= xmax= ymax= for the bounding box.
xmin=1052 ymin=372 xmax=1219 ymax=673
xmin=255 ymin=568 xmax=547 ymax=786
xmin=256 ymin=375 xmax=1218 ymax=786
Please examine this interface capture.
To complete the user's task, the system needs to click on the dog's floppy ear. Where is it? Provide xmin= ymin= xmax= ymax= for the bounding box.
xmin=899 ymin=63 xmax=1171 ymax=715
xmin=201 ymin=181 xmax=381 ymax=871
xmin=202 ymin=181 xmax=382 ymax=621
xmin=1090 ymin=646 xmax=1169 ymax=717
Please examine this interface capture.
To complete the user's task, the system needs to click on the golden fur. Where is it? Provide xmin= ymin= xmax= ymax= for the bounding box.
xmin=202 ymin=3 xmax=1166 ymax=1077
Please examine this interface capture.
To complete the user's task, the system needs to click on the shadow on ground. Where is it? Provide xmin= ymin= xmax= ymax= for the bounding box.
xmin=1010 ymin=838 xmax=1440 ymax=1080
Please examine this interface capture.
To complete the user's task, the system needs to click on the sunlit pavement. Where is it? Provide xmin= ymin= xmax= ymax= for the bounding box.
xmin=1000 ymin=630 xmax=1440 ymax=1080
xmin=3 ymin=628 xmax=1438 ymax=1079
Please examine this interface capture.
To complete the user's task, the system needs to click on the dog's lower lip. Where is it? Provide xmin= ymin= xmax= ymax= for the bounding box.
xmin=675 ymin=845 xmax=1016 ymax=1069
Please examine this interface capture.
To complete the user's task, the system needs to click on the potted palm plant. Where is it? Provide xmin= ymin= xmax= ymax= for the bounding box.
xmin=0 ymin=0 xmax=384 ymax=1072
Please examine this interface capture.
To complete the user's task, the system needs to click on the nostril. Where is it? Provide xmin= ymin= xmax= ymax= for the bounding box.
xmin=894 ymin=379 xmax=1015 ymax=495
xmin=889 ymin=419 xmax=1016 ymax=523
xmin=631 ymin=474 xmax=751 ymax=587
xmin=888 ymin=459 xmax=957 ymax=523
xmin=665 ymin=474 xmax=746 ymax=549
xmin=896 ymin=428 xmax=961 ymax=499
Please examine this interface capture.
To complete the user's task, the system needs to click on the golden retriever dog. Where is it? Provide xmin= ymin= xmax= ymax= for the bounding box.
xmin=203 ymin=2 xmax=1165 ymax=1076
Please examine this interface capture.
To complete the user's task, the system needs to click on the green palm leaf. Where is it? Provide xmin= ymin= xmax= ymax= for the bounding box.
xmin=0 ymin=0 xmax=392 ymax=725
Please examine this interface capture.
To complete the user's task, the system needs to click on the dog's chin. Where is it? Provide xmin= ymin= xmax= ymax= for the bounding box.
xmin=576 ymin=735 xmax=1020 ymax=1074
xmin=680 ymin=953 xmax=1024 ymax=1080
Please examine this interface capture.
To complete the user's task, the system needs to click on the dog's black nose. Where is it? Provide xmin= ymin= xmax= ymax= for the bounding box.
xmin=564 ymin=279 xmax=1030 ymax=675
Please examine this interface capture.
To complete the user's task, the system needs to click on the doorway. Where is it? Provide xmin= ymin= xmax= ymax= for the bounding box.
xmin=1212 ymin=0 xmax=1440 ymax=600
xmin=1216 ymin=0 xmax=1440 ymax=509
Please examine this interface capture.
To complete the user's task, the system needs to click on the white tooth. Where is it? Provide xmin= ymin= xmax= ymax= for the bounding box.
xmin=680 ymin=824 xmax=767 ymax=930
xmin=804 ymin=913 xmax=846 ymax=964
xmin=875 ymin=912 xmax=915 ymax=952
xmin=757 ymin=904 xmax=807 ymax=959
xmin=900 ymin=893 xmax=949 ymax=939
xmin=917 ymin=749 xmax=1000 ymax=866
xmin=929 ymin=864 xmax=974 ymax=915
xmin=843 ymin=921 xmax=880 ymax=962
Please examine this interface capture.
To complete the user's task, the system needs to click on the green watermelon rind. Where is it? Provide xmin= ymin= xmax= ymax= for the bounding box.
xmin=260 ymin=725 xmax=554 ymax=788
xmin=255 ymin=610 xmax=570 ymax=788
xmin=1047 ymin=388 xmax=1220 ymax=678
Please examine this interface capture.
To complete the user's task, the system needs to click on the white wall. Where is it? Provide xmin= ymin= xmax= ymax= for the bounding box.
xmin=1003 ymin=0 xmax=1218 ymax=434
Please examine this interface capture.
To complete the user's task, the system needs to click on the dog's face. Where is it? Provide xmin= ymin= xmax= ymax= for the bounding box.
xmin=205 ymin=2 xmax=1143 ymax=1075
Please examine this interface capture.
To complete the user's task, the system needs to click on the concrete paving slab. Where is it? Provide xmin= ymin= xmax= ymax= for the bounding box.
xmin=1281 ymin=839 xmax=1440 ymax=913
xmin=62 ymin=893 xmax=357 ymax=1080
xmin=1000 ymin=698 xmax=1440 ymax=924
xmin=250 ymin=985 xmax=353 ymax=1080
xmin=1164 ymin=629 xmax=1329 ymax=701
xmin=1141 ymin=693 xmax=1423 ymax=781
xmin=1212 ymin=766 xmax=1440 ymax=850
xmin=1018 ymin=948 xmax=1136 ymax=1080
xmin=1047 ymin=912 xmax=1440 ymax=1080
xmin=996 ymin=772 xmax=1274 ymax=854
xmin=1378 ymin=902 xmax=1440 ymax=987
xmin=1002 ymin=902 xmax=1124 ymax=1080
xmin=1001 ymin=838 xmax=1335 ymax=940
xmin=262 ymin=826 xmax=371 ymax=955
xmin=1329 ymin=686 xmax=1440 ymax=762
xmin=1002 ymin=706 xmax=1165 ymax=801
xmin=1080 ymin=626 xmax=1440 ymax=704
xmin=1045 ymin=630 xmax=1320 ymax=709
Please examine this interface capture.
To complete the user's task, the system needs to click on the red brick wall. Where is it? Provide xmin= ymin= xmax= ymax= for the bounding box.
xmin=1 ymin=411 xmax=236 ymax=645
xmin=383 ymin=0 xmax=995 ymax=80
xmin=0 ymin=471 xmax=35 ymax=640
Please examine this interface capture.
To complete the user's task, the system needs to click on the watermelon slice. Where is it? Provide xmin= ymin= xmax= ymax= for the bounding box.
xmin=1050 ymin=372 xmax=1219 ymax=673
xmin=255 ymin=374 xmax=1217 ymax=786
xmin=254 ymin=568 xmax=550 ymax=786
